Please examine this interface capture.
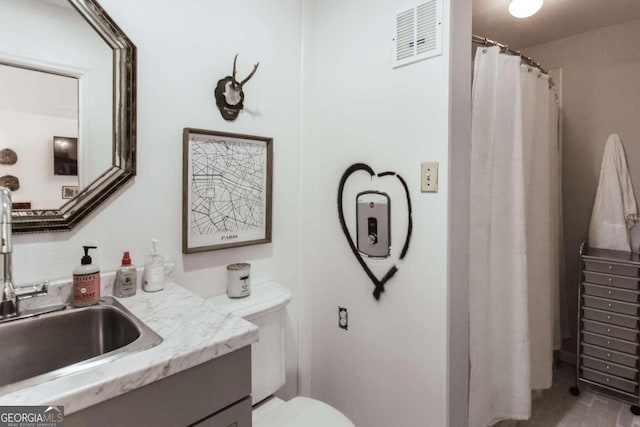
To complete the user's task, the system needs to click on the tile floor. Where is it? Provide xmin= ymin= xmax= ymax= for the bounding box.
xmin=494 ymin=363 xmax=640 ymax=427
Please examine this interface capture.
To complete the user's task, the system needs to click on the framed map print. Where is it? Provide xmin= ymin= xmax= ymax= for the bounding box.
xmin=182 ymin=128 xmax=273 ymax=253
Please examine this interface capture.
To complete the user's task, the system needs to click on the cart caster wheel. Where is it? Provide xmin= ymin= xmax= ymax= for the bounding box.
xmin=631 ymin=405 xmax=640 ymax=416
xmin=569 ymin=386 xmax=580 ymax=396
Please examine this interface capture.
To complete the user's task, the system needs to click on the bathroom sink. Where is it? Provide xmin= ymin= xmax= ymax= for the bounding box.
xmin=0 ymin=296 xmax=162 ymax=392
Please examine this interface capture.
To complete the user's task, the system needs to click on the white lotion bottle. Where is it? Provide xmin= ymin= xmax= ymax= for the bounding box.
xmin=143 ymin=239 xmax=165 ymax=292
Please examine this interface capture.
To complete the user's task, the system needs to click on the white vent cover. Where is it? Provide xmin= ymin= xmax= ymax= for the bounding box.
xmin=392 ymin=1 xmax=442 ymax=68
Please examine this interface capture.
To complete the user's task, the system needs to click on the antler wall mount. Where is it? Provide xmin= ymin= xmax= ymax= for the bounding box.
xmin=214 ymin=54 xmax=259 ymax=121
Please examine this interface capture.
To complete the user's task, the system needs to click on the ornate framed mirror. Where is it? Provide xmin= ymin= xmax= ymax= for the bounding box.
xmin=0 ymin=0 xmax=136 ymax=233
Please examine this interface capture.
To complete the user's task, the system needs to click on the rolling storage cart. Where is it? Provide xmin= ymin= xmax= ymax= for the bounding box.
xmin=570 ymin=241 xmax=640 ymax=415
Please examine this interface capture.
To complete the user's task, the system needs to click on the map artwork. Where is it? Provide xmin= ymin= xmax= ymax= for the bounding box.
xmin=190 ymin=136 xmax=266 ymax=241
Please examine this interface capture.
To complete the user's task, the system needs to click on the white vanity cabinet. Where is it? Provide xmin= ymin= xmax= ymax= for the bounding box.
xmin=65 ymin=346 xmax=251 ymax=427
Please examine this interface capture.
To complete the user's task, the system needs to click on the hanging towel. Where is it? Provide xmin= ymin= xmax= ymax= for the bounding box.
xmin=588 ymin=134 xmax=638 ymax=251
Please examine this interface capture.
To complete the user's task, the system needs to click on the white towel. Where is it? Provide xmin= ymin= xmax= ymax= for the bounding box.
xmin=588 ymin=134 xmax=638 ymax=251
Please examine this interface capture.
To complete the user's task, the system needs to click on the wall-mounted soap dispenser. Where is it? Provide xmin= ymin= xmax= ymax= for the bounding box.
xmin=356 ymin=191 xmax=391 ymax=258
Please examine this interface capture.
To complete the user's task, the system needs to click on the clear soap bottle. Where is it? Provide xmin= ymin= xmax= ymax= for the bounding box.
xmin=143 ymin=239 xmax=165 ymax=292
xmin=114 ymin=251 xmax=137 ymax=298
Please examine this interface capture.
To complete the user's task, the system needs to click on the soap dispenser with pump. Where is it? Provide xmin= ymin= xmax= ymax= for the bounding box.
xmin=73 ymin=245 xmax=100 ymax=307
xmin=143 ymin=239 xmax=165 ymax=292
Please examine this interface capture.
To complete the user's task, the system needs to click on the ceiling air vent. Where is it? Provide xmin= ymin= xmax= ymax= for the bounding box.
xmin=392 ymin=0 xmax=442 ymax=68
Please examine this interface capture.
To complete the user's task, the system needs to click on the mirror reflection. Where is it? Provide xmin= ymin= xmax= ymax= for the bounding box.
xmin=0 ymin=65 xmax=79 ymax=209
xmin=0 ymin=0 xmax=113 ymax=211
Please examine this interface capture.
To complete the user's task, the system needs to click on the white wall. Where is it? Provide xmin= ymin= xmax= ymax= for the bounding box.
xmin=448 ymin=1 xmax=472 ymax=425
xmin=523 ymin=19 xmax=640 ymax=344
xmin=8 ymin=1 xmax=464 ymax=423
xmin=11 ymin=0 xmax=302 ymax=400
xmin=300 ymin=0 xmax=452 ymax=425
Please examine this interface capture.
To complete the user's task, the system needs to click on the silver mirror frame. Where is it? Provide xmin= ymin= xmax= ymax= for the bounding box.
xmin=12 ymin=0 xmax=136 ymax=234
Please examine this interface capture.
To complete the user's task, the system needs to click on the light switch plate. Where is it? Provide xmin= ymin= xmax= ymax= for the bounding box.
xmin=421 ymin=162 xmax=438 ymax=193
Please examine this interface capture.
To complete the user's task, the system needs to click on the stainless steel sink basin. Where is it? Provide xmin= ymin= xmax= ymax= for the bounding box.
xmin=0 ymin=296 xmax=162 ymax=392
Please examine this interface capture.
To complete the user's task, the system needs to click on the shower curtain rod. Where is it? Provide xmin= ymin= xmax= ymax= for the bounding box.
xmin=472 ymin=34 xmax=549 ymax=75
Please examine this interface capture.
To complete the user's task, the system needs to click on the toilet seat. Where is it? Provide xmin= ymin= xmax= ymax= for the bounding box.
xmin=253 ymin=397 xmax=355 ymax=427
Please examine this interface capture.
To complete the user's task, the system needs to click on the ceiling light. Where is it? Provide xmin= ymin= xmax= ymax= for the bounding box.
xmin=509 ymin=0 xmax=543 ymax=18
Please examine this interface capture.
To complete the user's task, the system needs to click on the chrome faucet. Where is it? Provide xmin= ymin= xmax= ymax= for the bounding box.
xmin=0 ymin=187 xmax=15 ymax=316
xmin=0 ymin=187 xmax=48 ymax=320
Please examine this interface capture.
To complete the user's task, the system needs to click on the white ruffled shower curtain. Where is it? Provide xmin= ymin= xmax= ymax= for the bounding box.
xmin=469 ymin=46 xmax=561 ymax=427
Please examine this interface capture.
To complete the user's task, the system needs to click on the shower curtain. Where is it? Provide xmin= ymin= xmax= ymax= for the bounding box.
xmin=469 ymin=46 xmax=561 ymax=427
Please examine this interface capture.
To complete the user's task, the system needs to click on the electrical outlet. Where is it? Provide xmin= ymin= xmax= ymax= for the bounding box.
xmin=421 ymin=162 xmax=439 ymax=193
xmin=338 ymin=307 xmax=348 ymax=330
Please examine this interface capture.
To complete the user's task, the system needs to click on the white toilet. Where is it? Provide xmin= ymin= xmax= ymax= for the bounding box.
xmin=209 ymin=281 xmax=355 ymax=427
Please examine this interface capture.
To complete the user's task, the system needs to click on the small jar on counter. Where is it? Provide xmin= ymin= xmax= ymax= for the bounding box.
xmin=227 ymin=263 xmax=251 ymax=298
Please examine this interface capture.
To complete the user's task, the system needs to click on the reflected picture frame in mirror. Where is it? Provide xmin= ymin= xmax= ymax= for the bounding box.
xmin=6 ymin=0 xmax=136 ymax=233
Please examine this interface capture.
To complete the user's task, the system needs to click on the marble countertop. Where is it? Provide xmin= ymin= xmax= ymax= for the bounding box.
xmin=0 ymin=282 xmax=259 ymax=414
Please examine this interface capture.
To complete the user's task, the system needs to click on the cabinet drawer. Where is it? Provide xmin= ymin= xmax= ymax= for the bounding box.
xmin=582 ymin=355 xmax=638 ymax=380
xmin=584 ymin=271 xmax=639 ymax=291
xmin=584 ymin=283 xmax=640 ymax=303
xmin=583 ymin=307 xmax=639 ymax=329
xmin=583 ymin=319 xmax=639 ymax=342
xmin=193 ymin=396 xmax=251 ymax=427
xmin=582 ymin=331 xmax=638 ymax=355
xmin=583 ymin=295 xmax=639 ymax=316
xmin=584 ymin=261 xmax=640 ymax=277
xmin=582 ymin=367 xmax=638 ymax=394
xmin=64 ymin=347 xmax=252 ymax=427
xmin=583 ymin=343 xmax=639 ymax=368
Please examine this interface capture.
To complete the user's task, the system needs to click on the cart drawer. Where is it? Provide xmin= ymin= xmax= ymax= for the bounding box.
xmin=584 ymin=261 xmax=640 ymax=278
xmin=584 ymin=283 xmax=640 ymax=303
xmin=582 ymin=367 xmax=638 ymax=394
xmin=582 ymin=331 xmax=638 ymax=355
xmin=583 ymin=307 xmax=639 ymax=329
xmin=584 ymin=271 xmax=639 ymax=291
xmin=583 ymin=319 xmax=639 ymax=342
xmin=583 ymin=295 xmax=639 ymax=316
xmin=583 ymin=343 xmax=639 ymax=368
xmin=582 ymin=355 xmax=638 ymax=380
